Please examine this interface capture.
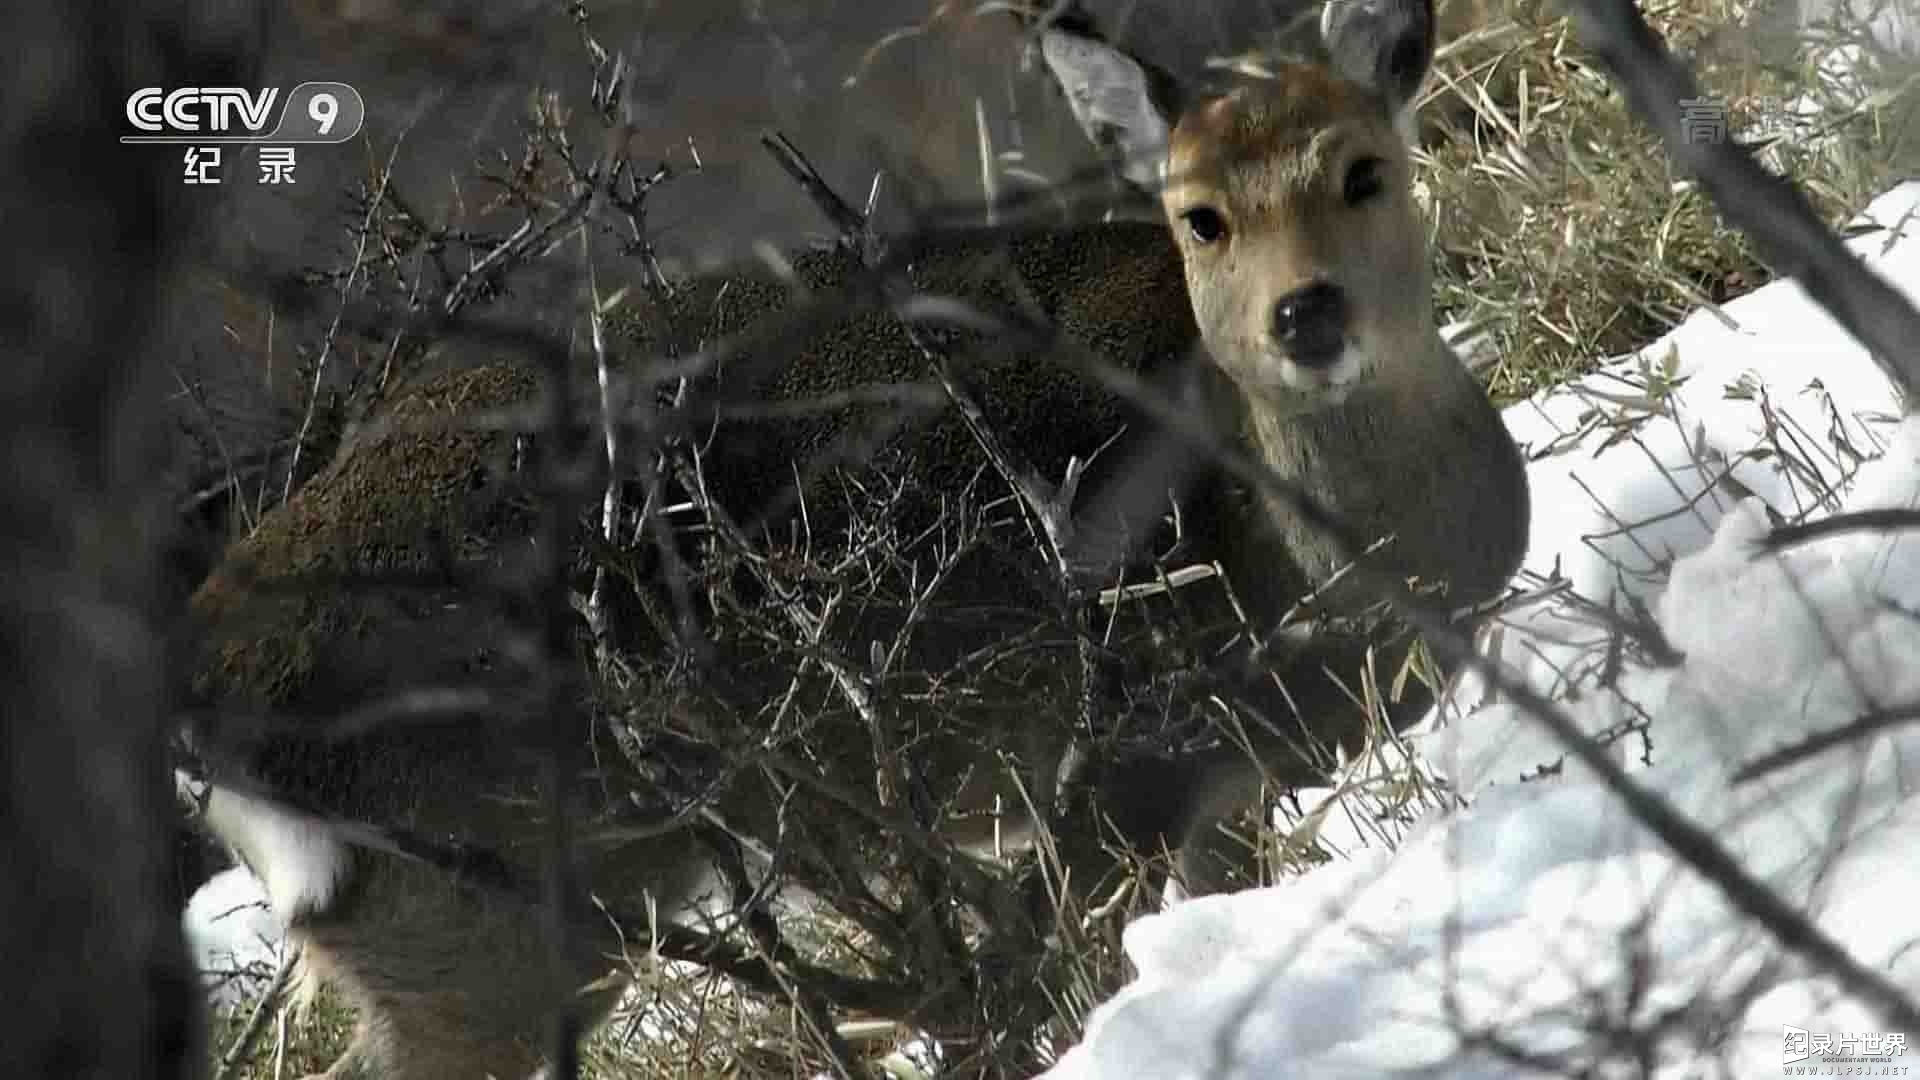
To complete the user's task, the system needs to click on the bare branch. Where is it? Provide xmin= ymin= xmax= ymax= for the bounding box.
xmin=1761 ymin=507 xmax=1920 ymax=554
xmin=1732 ymin=701 xmax=1920 ymax=784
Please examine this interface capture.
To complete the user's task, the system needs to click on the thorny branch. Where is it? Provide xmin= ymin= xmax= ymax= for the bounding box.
xmin=761 ymin=129 xmax=1121 ymax=897
xmin=283 ymin=128 xmax=414 ymax=506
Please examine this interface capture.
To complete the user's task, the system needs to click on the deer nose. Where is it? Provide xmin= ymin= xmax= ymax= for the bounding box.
xmin=1270 ymin=281 xmax=1349 ymax=367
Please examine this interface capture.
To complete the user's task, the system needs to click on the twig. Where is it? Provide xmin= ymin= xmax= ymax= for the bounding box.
xmin=211 ymin=949 xmax=298 ymax=1080
xmin=761 ymin=131 xmax=874 ymax=259
xmin=282 ymin=124 xmax=415 ymax=506
xmin=443 ymin=189 xmax=596 ymax=318
xmin=581 ymin=226 xmax=622 ymax=676
xmin=1760 ymin=507 xmax=1920 ymax=554
xmin=1732 ymin=701 xmax=1920 ymax=784
xmin=169 ymin=361 xmax=259 ymax=535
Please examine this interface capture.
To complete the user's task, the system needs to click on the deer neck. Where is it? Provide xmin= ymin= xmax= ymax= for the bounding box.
xmin=1233 ymin=334 xmax=1518 ymax=615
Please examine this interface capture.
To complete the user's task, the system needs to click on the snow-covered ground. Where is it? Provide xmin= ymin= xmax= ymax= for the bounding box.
xmin=185 ymin=177 xmax=1920 ymax=1075
xmin=1042 ymin=183 xmax=1920 ymax=1080
xmin=184 ymin=864 xmax=288 ymax=1010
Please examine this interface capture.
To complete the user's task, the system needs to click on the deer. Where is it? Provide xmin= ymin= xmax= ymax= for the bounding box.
xmin=177 ymin=1 xmax=1530 ymax=1076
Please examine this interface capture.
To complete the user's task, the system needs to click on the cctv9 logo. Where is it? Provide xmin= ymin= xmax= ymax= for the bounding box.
xmin=122 ymin=82 xmax=365 ymax=144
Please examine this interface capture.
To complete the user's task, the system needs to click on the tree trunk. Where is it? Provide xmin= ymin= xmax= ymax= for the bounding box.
xmin=0 ymin=3 xmax=262 ymax=1077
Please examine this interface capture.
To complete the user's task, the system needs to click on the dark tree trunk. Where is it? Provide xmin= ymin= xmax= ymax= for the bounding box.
xmin=0 ymin=3 xmax=262 ymax=1077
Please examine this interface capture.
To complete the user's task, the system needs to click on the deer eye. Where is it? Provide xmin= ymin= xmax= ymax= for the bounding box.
xmin=1343 ymin=157 xmax=1387 ymax=207
xmin=1181 ymin=206 xmax=1227 ymax=245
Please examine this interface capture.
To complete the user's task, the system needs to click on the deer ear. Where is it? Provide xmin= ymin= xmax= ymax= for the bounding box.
xmin=1320 ymin=0 xmax=1436 ymax=116
xmin=1039 ymin=27 xmax=1176 ymax=194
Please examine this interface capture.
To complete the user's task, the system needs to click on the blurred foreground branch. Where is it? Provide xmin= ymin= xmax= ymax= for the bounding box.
xmin=0 ymin=2 xmax=263 ymax=1077
xmin=1563 ymin=0 xmax=1920 ymax=403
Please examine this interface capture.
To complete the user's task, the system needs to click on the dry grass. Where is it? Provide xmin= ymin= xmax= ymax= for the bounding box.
xmin=208 ymin=981 xmax=355 ymax=1080
xmin=1425 ymin=0 xmax=1920 ymax=401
